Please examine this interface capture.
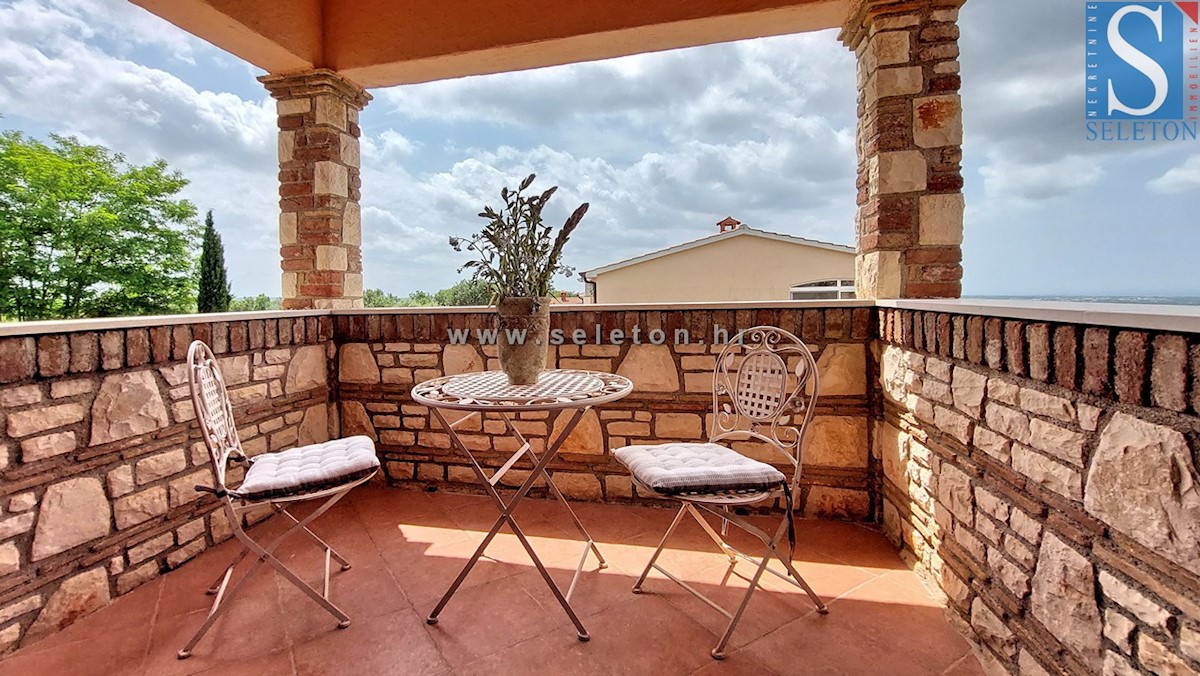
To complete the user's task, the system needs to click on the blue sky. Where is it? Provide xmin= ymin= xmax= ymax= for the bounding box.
xmin=1 ymin=0 xmax=1198 ymax=297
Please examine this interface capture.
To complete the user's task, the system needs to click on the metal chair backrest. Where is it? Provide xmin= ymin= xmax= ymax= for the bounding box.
xmin=710 ymin=326 xmax=819 ymax=491
xmin=187 ymin=340 xmax=242 ymax=492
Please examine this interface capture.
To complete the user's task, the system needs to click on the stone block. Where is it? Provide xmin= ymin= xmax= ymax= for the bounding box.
xmin=313 ymin=161 xmax=348 ymax=197
xmin=114 ymin=486 xmax=168 ymax=529
xmin=0 ymin=542 xmax=18 ymax=577
xmin=1012 ymin=444 xmax=1081 ymax=500
xmin=551 ymin=472 xmax=602 ymax=500
xmin=804 ymin=416 xmax=868 ymax=468
xmin=855 ymin=251 xmax=901 ymax=299
xmin=1031 ymin=532 xmax=1102 ymax=671
xmin=1085 ymin=413 xmax=1200 ymax=576
xmin=283 ymin=345 xmax=326 ymax=394
xmin=135 ymin=448 xmax=187 ymax=485
xmin=654 ymin=413 xmax=703 ymax=439
xmin=937 ymin=463 xmax=973 ymax=524
xmin=804 ymin=487 xmax=870 ymax=519
xmin=1151 ymin=335 xmax=1188 ymax=411
xmin=815 ymin=343 xmax=866 ymax=396
xmin=871 ymin=150 xmax=927 ymax=195
xmin=971 ymin=598 xmax=1016 ymax=658
xmin=1099 ymin=571 xmax=1173 ymax=632
xmin=50 ymin=379 xmax=93 ymax=399
xmin=338 ymin=343 xmax=380 ymax=384
xmin=315 ymin=245 xmax=348 ymax=271
xmin=615 ymin=345 xmax=679 ymax=393
xmin=26 ymin=568 xmax=110 ymax=641
xmin=0 ymin=337 xmax=36 ymax=383
xmin=914 ymin=94 xmax=963 ymax=148
xmin=32 ymin=478 xmax=112 ymax=560
xmin=21 ymin=431 xmax=77 ymax=462
xmin=867 ymin=30 xmax=911 ymax=71
xmin=1027 ymin=419 xmax=1087 ymax=467
xmin=984 ymin=403 xmax=1030 ymax=444
xmin=90 ymin=371 xmax=169 ymax=446
xmin=443 ymin=345 xmax=484 ymax=375
xmin=7 ymin=403 xmax=85 ymax=439
xmin=918 ymin=193 xmax=964 ymax=245
xmin=1138 ymin=634 xmax=1193 ymax=675
xmin=1103 ymin=608 xmax=1135 ymax=654
xmin=951 ymin=367 xmax=985 ymax=417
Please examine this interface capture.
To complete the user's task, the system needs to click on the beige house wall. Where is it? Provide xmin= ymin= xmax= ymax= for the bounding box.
xmin=590 ymin=235 xmax=854 ymax=303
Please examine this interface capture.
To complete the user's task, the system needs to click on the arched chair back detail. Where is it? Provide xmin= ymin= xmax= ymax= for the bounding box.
xmin=710 ymin=326 xmax=818 ymax=484
xmin=187 ymin=341 xmax=243 ymax=491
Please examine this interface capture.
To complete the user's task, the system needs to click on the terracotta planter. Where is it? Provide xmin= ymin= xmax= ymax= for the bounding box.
xmin=496 ymin=296 xmax=552 ymax=385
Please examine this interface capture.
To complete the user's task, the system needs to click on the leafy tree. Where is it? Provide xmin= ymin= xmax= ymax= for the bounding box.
xmin=363 ymin=288 xmax=405 ymax=308
xmin=229 ymin=294 xmax=280 ymax=311
xmin=0 ymin=131 xmax=199 ymax=320
xmin=433 ymin=278 xmax=493 ymax=306
xmin=197 ymin=210 xmax=232 ymax=312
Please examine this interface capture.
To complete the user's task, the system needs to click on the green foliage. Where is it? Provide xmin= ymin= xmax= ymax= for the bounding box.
xmin=197 ymin=210 xmax=232 ymax=313
xmin=363 ymin=288 xmax=406 ymax=308
xmin=449 ymin=173 xmax=588 ymax=301
xmin=362 ymin=279 xmax=495 ymax=308
xmin=433 ymin=278 xmax=493 ymax=306
xmin=0 ymin=131 xmax=199 ymax=321
xmin=229 ymin=294 xmax=280 ymax=311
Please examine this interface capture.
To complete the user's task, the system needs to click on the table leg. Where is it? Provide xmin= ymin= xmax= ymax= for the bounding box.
xmin=500 ymin=411 xmax=608 ymax=570
xmin=424 ymin=407 xmax=596 ymax=640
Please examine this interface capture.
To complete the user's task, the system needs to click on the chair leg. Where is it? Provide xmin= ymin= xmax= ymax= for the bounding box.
xmin=179 ymin=489 xmax=355 ymax=659
xmin=767 ymin=542 xmax=828 ymax=613
xmin=686 ymin=504 xmax=737 ymax=564
xmin=275 ymin=504 xmax=353 ymax=570
xmin=711 ymin=553 xmax=771 ymax=660
xmin=632 ymin=504 xmax=688 ymax=593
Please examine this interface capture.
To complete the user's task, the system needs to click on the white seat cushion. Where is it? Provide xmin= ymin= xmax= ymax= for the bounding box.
xmin=612 ymin=442 xmax=785 ymax=495
xmin=237 ymin=436 xmax=379 ymax=501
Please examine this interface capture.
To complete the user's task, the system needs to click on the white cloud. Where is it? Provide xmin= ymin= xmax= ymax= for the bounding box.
xmin=1148 ymin=155 xmax=1200 ymax=194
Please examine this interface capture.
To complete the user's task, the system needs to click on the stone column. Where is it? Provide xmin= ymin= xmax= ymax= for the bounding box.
xmin=841 ymin=0 xmax=966 ymax=299
xmin=260 ymin=69 xmax=371 ymax=309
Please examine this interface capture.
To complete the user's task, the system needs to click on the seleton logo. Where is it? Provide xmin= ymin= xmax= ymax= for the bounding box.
xmin=1086 ymin=1 xmax=1199 ymax=141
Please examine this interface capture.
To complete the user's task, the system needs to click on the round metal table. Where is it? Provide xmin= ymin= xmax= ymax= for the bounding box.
xmin=411 ymin=369 xmax=634 ymax=641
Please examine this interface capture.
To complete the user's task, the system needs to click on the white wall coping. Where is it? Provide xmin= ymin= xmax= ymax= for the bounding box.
xmin=879 ymin=299 xmax=1200 ymax=334
xmin=0 ymin=310 xmax=328 ymax=338
xmin=330 ymin=299 xmax=874 ymax=315
xmin=3 ymin=299 xmax=1198 ymax=338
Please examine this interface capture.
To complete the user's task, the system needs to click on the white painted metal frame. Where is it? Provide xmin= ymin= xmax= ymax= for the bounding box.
xmin=180 ymin=340 xmax=377 ymax=659
xmin=412 ymin=369 xmax=634 ymax=640
xmin=626 ymin=326 xmax=828 ymax=659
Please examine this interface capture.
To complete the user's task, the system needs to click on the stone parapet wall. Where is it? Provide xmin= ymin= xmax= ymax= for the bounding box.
xmin=873 ymin=307 xmax=1200 ymax=674
xmin=333 ymin=306 xmax=876 ymax=519
xmin=0 ymin=314 xmax=334 ymax=654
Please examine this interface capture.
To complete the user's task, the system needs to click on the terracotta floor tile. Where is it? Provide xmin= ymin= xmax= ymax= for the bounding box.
xmin=421 ymin=576 xmax=567 ymax=667
xmin=192 ymin=649 xmax=295 ymax=676
xmin=291 ymin=608 xmax=448 ymax=676
xmin=1 ymin=485 xmax=982 ymax=676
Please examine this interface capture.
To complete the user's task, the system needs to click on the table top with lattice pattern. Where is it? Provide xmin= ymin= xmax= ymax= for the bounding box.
xmin=412 ymin=369 xmax=634 ymax=411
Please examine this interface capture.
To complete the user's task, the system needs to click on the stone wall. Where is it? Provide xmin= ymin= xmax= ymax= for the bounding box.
xmin=0 ymin=313 xmax=334 ymax=654
xmin=874 ymin=307 xmax=1200 ymax=674
xmin=333 ymin=305 xmax=876 ymax=519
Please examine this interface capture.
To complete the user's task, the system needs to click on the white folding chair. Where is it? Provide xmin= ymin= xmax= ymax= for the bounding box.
xmin=613 ymin=326 xmax=828 ymax=659
xmin=179 ymin=340 xmax=380 ymax=659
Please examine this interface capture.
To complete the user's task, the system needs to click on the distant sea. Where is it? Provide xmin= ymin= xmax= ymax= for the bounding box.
xmin=966 ymin=296 xmax=1200 ymax=307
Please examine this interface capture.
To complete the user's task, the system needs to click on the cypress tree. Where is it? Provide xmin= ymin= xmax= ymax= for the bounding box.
xmin=197 ymin=210 xmax=232 ymax=313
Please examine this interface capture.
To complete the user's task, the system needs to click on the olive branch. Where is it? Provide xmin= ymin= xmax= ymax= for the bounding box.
xmin=449 ymin=173 xmax=589 ymax=303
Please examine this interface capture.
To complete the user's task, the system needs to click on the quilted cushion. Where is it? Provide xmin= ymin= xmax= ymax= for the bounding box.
xmin=237 ymin=436 xmax=379 ymax=501
xmin=612 ymin=442 xmax=785 ymax=495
